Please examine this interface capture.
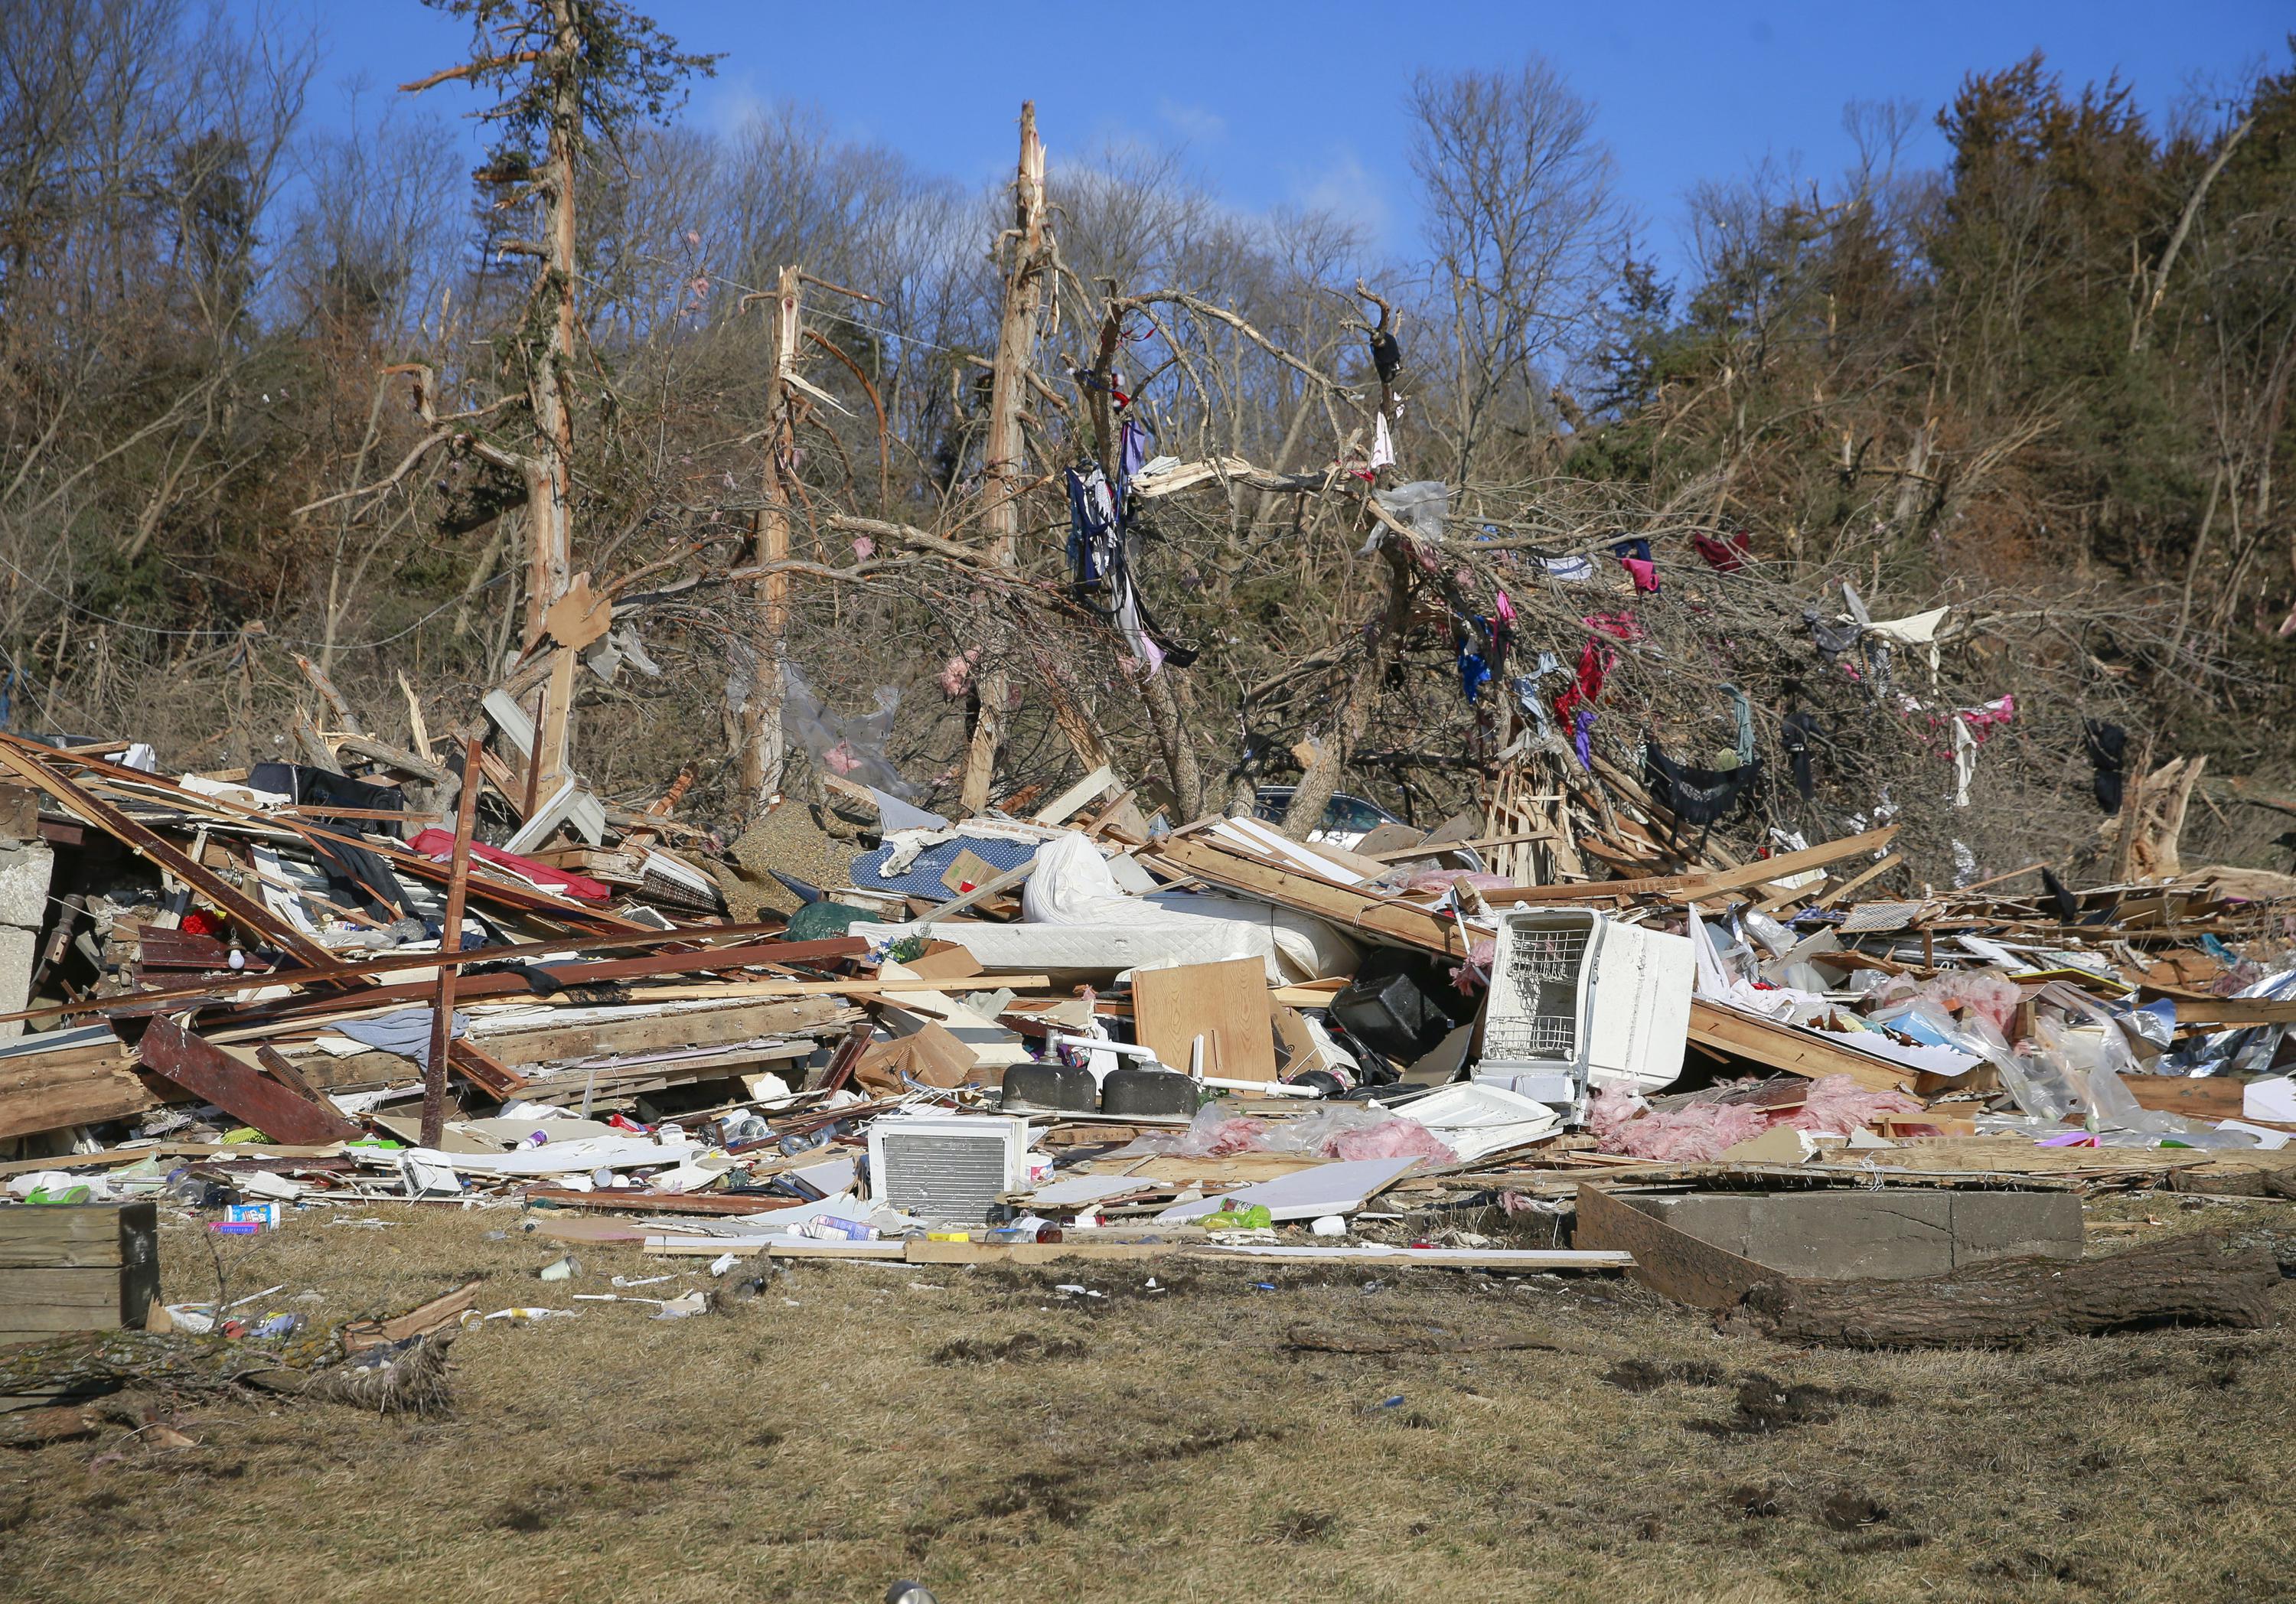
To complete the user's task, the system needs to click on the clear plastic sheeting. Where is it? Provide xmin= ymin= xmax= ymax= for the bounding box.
xmin=781 ymin=665 xmax=915 ymax=797
xmin=1372 ymin=480 xmax=1450 ymax=543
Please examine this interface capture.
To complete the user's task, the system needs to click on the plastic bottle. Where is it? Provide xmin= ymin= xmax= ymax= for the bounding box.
xmin=801 ymin=1215 xmax=875 ymax=1241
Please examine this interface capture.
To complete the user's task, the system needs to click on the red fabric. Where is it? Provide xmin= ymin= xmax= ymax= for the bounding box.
xmin=1553 ymin=640 xmax=1615 ymax=725
xmin=1582 ymin=611 xmax=1642 ymax=642
xmin=1691 ymin=532 xmax=1750 ymax=572
xmin=409 ymin=830 xmax=613 ymax=902
xmin=180 ymin=911 xmax=223 ymax=937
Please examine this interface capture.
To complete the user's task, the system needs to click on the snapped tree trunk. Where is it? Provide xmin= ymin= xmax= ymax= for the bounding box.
xmin=960 ymin=101 xmax=1049 ymax=815
xmin=1734 ymin=1232 xmax=2279 ymax=1348
xmin=1283 ymin=540 xmax=1411 ymax=839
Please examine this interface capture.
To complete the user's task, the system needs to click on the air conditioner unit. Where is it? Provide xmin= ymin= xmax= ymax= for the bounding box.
xmin=867 ymin=1113 xmax=1032 ymax=1224
xmin=1476 ymin=908 xmax=1694 ymax=1117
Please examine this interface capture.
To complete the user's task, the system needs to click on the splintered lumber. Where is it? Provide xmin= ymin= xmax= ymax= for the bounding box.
xmin=0 ymin=1035 xmax=181 ymax=1140
xmin=136 ymin=1016 xmax=361 ymax=1144
xmin=0 ymin=1325 xmax=453 ymax=1416
xmin=1687 ymin=999 xmax=1913 ymax=1095
xmin=1482 ymin=825 xmax=1898 ymax=906
xmin=1132 ymin=957 xmax=1276 ymax=1078
xmin=1737 ymin=1232 xmax=2280 ymax=1347
xmin=0 ymin=736 xmax=344 ymax=973
xmin=0 ymin=929 xmax=864 ymax=1029
xmin=1146 ymin=835 xmax=1469 ymax=957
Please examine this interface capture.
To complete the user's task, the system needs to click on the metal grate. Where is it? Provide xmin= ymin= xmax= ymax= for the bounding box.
xmin=1482 ymin=1015 xmax=1578 ymax=1061
xmin=876 ymin=1133 xmax=1011 ymax=1222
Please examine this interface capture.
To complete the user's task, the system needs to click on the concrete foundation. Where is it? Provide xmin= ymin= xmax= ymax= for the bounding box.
xmin=0 ymin=843 xmax=54 ymax=1041
xmin=1618 ymin=1188 xmax=2082 ymax=1280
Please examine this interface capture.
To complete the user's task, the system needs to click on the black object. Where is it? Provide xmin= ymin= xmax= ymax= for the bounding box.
xmin=1802 ymin=604 xmax=1862 ymax=657
xmin=248 ymin=762 xmax=413 ymax=918
xmin=1642 ymin=748 xmax=1763 ymax=848
xmin=1368 ymin=326 xmax=1402 ymax=386
xmin=2040 ymin=866 xmax=2080 ymax=923
xmin=1781 ymin=711 xmax=1823 ymax=800
xmin=999 ymin=1061 xmax=1099 ymax=1115
xmin=1329 ymin=949 xmax=1475 ymax=1063
xmin=1100 ymin=1068 xmax=1197 ymax=1120
xmin=2085 ymin=720 xmax=2128 ymax=814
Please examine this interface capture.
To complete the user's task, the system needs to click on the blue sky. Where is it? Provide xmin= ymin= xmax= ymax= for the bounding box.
xmin=262 ymin=0 xmax=2289 ymax=277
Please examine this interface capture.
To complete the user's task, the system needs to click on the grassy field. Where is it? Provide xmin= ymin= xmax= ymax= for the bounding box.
xmin=3 ymin=1195 xmax=2292 ymax=1604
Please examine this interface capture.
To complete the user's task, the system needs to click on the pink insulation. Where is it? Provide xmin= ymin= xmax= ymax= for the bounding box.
xmin=1324 ymin=1118 xmax=1458 ymax=1164
xmin=1591 ymin=1073 xmax=1923 ymax=1161
xmin=1589 ymin=1088 xmax=1772 ymax=1163
xmin=1783 ymin=1074 xmax=1925 ymax=1135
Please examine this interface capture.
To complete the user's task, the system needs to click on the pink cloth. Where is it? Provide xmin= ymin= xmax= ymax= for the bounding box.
xmin=409 ymin=830 xmax=612 ymax=901
xmin=1619 ymin=556 xmax=1660 ymax=592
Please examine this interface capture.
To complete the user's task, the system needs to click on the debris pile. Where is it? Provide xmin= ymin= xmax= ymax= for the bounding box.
xmin=3 ymin=669 xmax=2295 ymax=1405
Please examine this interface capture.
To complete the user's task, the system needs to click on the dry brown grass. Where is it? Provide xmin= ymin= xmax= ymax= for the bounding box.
xmin=2 ymin=1198 xmax=2293 ymax=1604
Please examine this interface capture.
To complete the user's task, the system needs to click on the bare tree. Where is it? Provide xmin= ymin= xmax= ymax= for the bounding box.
xmin=1407 ymin=59 xmax=1626 ymax=484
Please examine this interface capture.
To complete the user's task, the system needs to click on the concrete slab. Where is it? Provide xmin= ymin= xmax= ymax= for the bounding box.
xmin=1619 ymin=1189 xmax=2082 ymax=1280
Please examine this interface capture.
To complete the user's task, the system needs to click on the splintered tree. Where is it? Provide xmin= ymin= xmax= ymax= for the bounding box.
xmin=401 ymin=0 xmax=713 ymax=644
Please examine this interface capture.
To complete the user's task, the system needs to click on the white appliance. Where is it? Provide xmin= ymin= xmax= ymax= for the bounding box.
xmin=867 ymin=1113 xmax=1032 ymax=1223
xmin=1476 ymin=908 xmax=1694 ymax=1117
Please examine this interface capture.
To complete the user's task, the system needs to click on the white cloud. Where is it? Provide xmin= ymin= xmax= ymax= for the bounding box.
xmin=1156 ymin=99 xmax=1228 ymax=145
xmin=1290 ymin=145 xmax=1391 ymax=244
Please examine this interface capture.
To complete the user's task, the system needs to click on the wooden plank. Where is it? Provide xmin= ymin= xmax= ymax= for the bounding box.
xmin=0 ymin=1043 xmax=181 ymax=1141
xmin=1686 ymin=999 xmax=1915 ymax=1095
xmin=2144 ymin=996 xmax=2296 ymax=1027
xmin=1132 ymin=957 xmax=1276 ymax=1079
xmin=2117 ymin=1075 xmax=2250 ymax=1123
xmin=0 ymin=1202 xmax=152 ymax=1271
xmin=474 ymin=996 xmax=846 ymax=1068
xmin=526 ymin=1187 xmax=812 ymax=1216
xmin=1573 ymin=1182 xmax=1773 ymax=1312
xmin=0 ymin=1201 xmax=155 ymax=1340
xmin=136 ymin=1016 xmax=363 ymax=1144
xmin=1810 ymin=851 xmax=1903 ymax=913
xmin=1147 ymin=836 xmax=1468 ymax=957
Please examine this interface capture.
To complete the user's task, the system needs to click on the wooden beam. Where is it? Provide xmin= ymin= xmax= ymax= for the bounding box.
xmin=1686 ymin=999 xmax=1915 ymax=1095
xmin=1146 ymin=835 xmax=1469 ymax=957
xmin=422 ymin=735 xmax=483 ymax=1146
xmin=136 ymin=1016 xmax=362 ymax=1144
xmin=1482 ymin=826 xmax=1899 ymax=907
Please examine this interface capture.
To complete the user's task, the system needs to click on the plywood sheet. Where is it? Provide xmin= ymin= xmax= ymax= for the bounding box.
xmin=1132 ymin=957 xmax=1275 ymax=1079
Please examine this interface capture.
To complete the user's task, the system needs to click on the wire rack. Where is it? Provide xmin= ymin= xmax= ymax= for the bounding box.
xmin=1486 ymin=922 xmax=1591 ymax=1064
xmin=1505 ymin=925 xmax=1590 ymax=986
xmin=1482 ymin=1015 xmax=1578 ymax=1061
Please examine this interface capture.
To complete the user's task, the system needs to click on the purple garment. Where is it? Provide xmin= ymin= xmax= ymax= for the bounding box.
xmin=1573 ymin=710 xmax=1596 ymax=769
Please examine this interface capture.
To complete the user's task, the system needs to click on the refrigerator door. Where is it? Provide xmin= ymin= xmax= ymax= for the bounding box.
xmin=1579 ymin=919 xmax=1695 ymax=1094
